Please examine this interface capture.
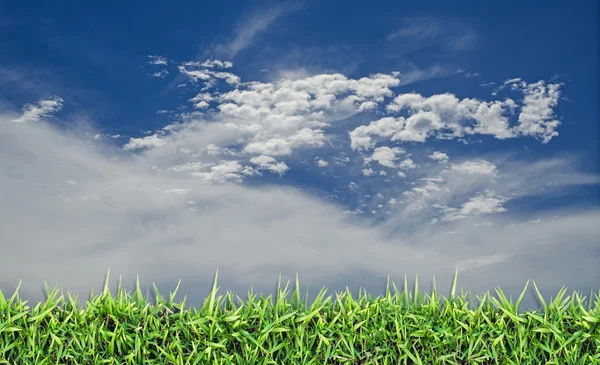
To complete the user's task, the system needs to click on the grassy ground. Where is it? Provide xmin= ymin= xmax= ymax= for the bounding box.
xmin=0 ymin=269 xmax=599 ymax=364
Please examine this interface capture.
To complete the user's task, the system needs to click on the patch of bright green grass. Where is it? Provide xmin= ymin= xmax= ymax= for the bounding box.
xmin=0 ymin=268 xmax=599 ymax=364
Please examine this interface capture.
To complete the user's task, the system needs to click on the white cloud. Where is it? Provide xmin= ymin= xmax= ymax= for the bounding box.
xmin=242 ymin=129 xmax=327 ymax=157
xmin=193 ymin=101 xmax=209 ymax=109
xmin=179 ymin=65 xmax=240 ymax=85
xmin=349 ymin=80 xmax=561 ymax=150
xmin=250 ymin=155 xmax=289 ymax=175
xmin=503 ymin=78 xmax=522 ymax=85
xmin=428 ymin=151 xmax=449 ymax=163
xmin=363 ymin=146 xmax=405 ymax=168
xmin=151 ymin=69 xmax=169 ymax=78
xmin=8 ymin=97 xmax=63 ymax=123
xmin=387 ymin=93 xmax=517 ymax=139
xmin=178 ymin=67 xmax=210 ymax=82
xmin=396 ymin=65 xmax=454 ymax=86
xmin=148 ymin=55 xmax=168 ymax=65
xmin=450 ymin=160 xmax=497 ymax=176
xmin=316 ymin=159 xmax=328 ymax=167
xmin=387 ymin=16 xmax=477 ymax=52
xmin=200 ymin=60 xmax=233 ymax=69
xmin=141 ymin=69 xmax=401 ymax=174
xmin=170 ymin=162 xmax=213 ymax=173
xmin=384 ymin=153 xmax=600 ymax=233
xmin=388 ymin=19 xmax=441 ymax=42
xmin=3 ymin=51 xmax=598 ymax=318
xmin=350 ymin=92 xmax=520 ymax=149
xmin=358 ymin=101 xmax=377 ymax=112
xmin=454 ymin=191 xmax=509 ymax=218
xmin=398 ymin=158 xmax=417 ymax=170
xmin=362 ymin=167 xmax=375 ymax=176
xmin=190 ymin=160 xmax=257 ymax=183
xmin=515 ymin=81 xmax=561 ymax=143
xmin=123 ymin=134 xmax=167 ymax=151
xmin=219 ymin=3 xmax=303 ymax=59
xmin=349 ymin=117 xmax=404 ymax=150
xmin=190 ymin=92 xmax=214 ymax=109
xmin=163 ymin=63 xmax=564 ymax=172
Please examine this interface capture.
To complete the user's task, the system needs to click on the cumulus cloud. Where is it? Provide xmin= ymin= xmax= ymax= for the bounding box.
xmin=137 ymin=60 xmax=566 ymax=186
xmin=515 ymin=81 xmax=562 ymax=143
xmin=316 ymin=159 xmax=328 ymax=167
xmin=250 ymin=155 xmax=289 ymax=175
xmin=398 ymin=158 xmax=417 ymax=170
xmin=123 ymin=134 xmax=168 ymax=151
xmin=385 ymin=92 xmax=517 ymax=140
xmin=364 ymin=146 xmax=406 ymax=168
xmin=439 ymin=191 xmax=509 ymax=222
xmin=125 ymin=64 xmax=402 ymax=184
xmin=362 ymin=167 xmax=375 ymax=176
xmin=460 ymin=192 xmax=508 ymax=215
xmin=189 ymin=92 xmax=215 ymax=109
xmin=429 ymin=151 xmax=449 ymax=163
xmin=349 ymin=80 xmax=561 ymax=150
xmin=190 ymin=160 xmax=257 ymax=183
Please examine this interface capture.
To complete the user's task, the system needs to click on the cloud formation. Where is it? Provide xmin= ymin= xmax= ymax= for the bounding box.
xmin=8 ymin=96 xmax=63 ymax=123
xmin=349 ymin=80 xmax=561 ymax=150
xmin=216 ymin=2 xmax=304 ymax=59
xmin=387 ymin=16 xmax=478 ymax=53
xmin=1 ymin=60 xmax=598 ymax=316
xmin=135 ymin=60 xmax=568 ymax=192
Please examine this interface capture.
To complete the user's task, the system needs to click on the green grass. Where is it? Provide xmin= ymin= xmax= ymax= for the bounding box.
xmin=0 ymin=268 xmax=599 ymax=364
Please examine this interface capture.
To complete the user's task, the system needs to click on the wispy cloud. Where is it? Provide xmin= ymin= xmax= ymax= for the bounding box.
xmin=150 ymin=69 xmax=169 ymax=78
xmin=384 ymin=16 xmax=477 ymax=85
xmin=396 ymin=64 xmax=456 ymax=85
xmin=147 ymin=55 xmax=168 ymax=66
xmin=387 ymin=16 xmax=478 ymax=53
xmin=216 ymin=2 xmax=303 ymax=59
xmin=162 ymin=2 xmax=303 ymax=92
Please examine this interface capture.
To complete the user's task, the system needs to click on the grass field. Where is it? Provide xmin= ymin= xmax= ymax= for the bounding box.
xmin=0 ymin=268 xmax=598 ymax=364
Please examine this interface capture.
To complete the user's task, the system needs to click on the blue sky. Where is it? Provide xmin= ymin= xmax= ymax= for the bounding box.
xmin=1 ymin=0 xmax=598 ymax=312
